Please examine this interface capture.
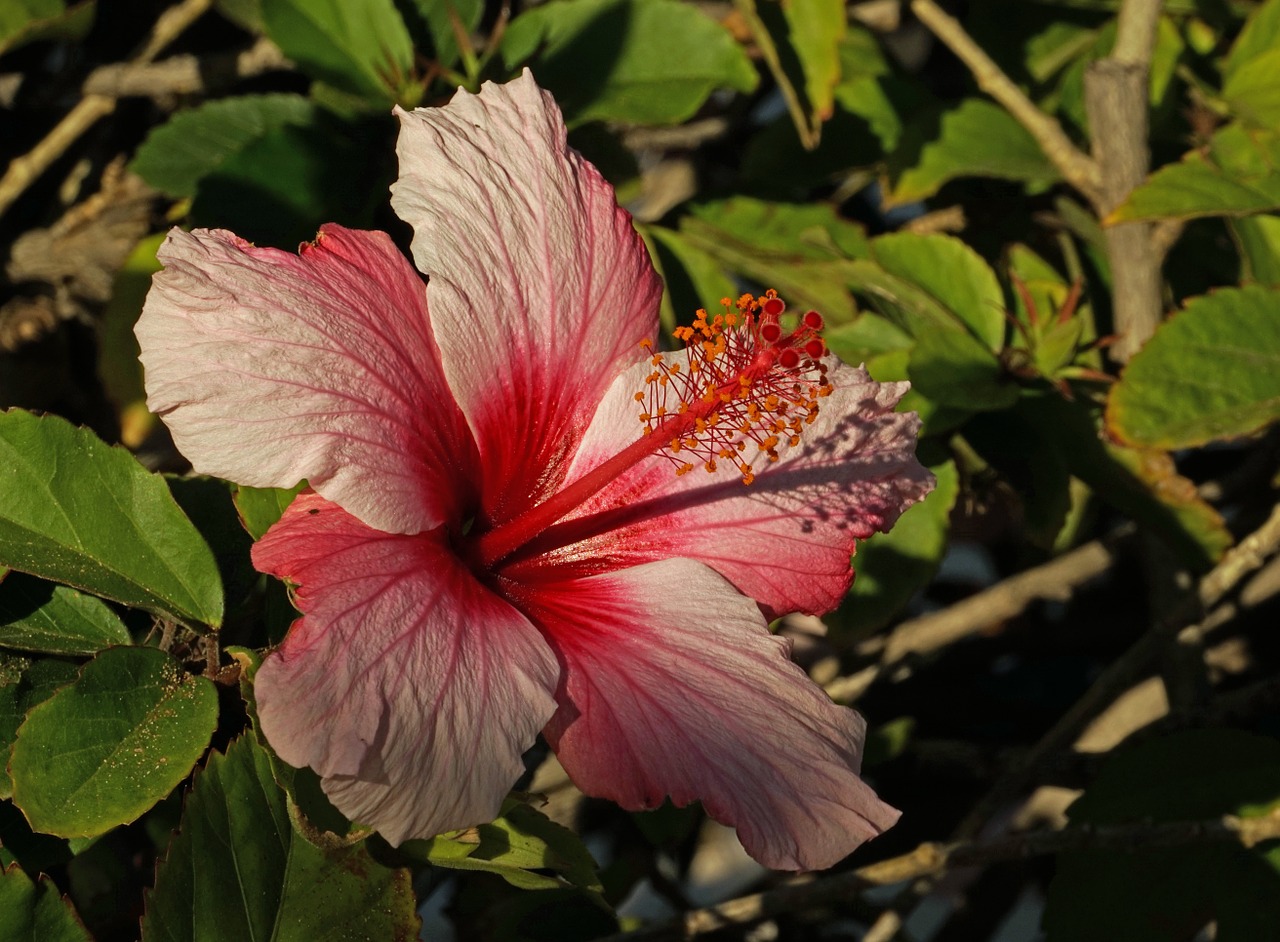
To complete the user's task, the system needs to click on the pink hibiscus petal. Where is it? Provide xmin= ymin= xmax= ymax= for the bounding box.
xmin=253 ymin=492 xmax=559 ymax=844
xmin=510 ymin=356 xmax=934 ymax=617
xmin=513 ymin=557 xmax=899 ymax=871
xmin=138 ymin=224 xmax=476 ymax=535
xmin=391 ymin=71 xmax=664 ymax=524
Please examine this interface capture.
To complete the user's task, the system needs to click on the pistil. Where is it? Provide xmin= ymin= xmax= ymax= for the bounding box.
xmin=472 ymin=292 xmax=831 ymax=569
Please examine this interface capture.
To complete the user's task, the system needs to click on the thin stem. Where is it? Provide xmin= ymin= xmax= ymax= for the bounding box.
xmin=0 ymin=0 xmax=214 ymax=218
xmin=733 ymin=0 xmax=820 ymax=149
xmin=953 ymin=502 xmax=1280 ymax=839
xmin=910 ymin=0 xmax=1102 ymax=203
xmin=599 ymin=808 xmax=1280 ymax=941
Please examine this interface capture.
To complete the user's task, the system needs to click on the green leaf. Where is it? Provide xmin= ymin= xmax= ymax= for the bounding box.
xmin=167 ymin=477 xmax=260 ymax=622
xmin=1106 ymin=285 xmax=1280 ymax=449
xmin=1021 ymin=395 xmax=1231 ymax=571
xmin=870 ymin=233 xmax=1007 ymax=349
xmin=215 ymin=0 xmax=263 ymax=32
xmin=641 ymin=226 xmax=737 ymax=338
xmin=745 ymin=0 xmax=843 ymax=146
xmin=1045 ymin=730 xmax=1280 ymax=942
xmin=129 ymin=95 xmax=317 ymax=199
xmin=405 ymin=801 xmax=602 ymax=892
xmin=0 ymin=655 xmax=79 ymax=800
xmin=100 ymin=233 xmax=165 ymax=445
xmin=9 ymin=646 xmax=217 ymax=838
xmin=1111 ymin=126 xmax=1280 ymax=223
xmin=1055 ymin=15 xmax=1184 ymax=128
xmin=1232 ymin=213 xmax=1280 ymax=286
xmin=1022 ymin=17 xmax=1100 ymax=83
xmin=0 ymin=0 xmax=63 ymax=39
xmin=886 ymin=98 xmax=1059 ymax=205
xmin=1224 ymin=0 xmax=1280 ymax=80
xmin=864 ymin=348 xmax=970 ymax=437
xmin=678 ymin=197 xmax=867 ymax=322
xmin=1224 ymin=48 xmax=1280 ymax=129
xmin=190 ymin=115 xmax=392 ymax=249
xmin=405 ymin=0 xmax=483 ymax=67
xmin=908 ymin=327 xmax=1019 ymax=412
xmin=234 ymin=483 xmax=305 ymax=541
xmin=838 ymin=458 xmax=958 ymax=636
xmin=0 ymin=573 xmax=130 ymax=656
xmin=0 ymin=863 xmax=91 ymax=942
xmin=0 ymin=0 xmax=93 ymax=57
xmin=501 ymin=0 xmax=757 ymax=125
xmin=823 ymin=312 xmax=913 ymax=363
xmin=0 ymin=410 xmax=223 ymax=628
xmin=142 ymin=735 xmax=418 ymax=942
xmin=262 ymin=0 xmax=415 ymax=105
xmin=774 ymin=0 xmax=843 ymax=126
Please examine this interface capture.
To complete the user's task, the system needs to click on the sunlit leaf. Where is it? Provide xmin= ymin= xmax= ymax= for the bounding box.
xmin=130 ymin=95 xmax=316 ymax=199
xmin=234 ymin=484 xmax=306 ymax=541
xmin=261 ymin=0 xmax=415 ymax=105
xmin=641 ymin=226 xmax=737 ymax=337
xmin=0 ymin=573 xmax=131 ymax=656
xmin=678 ymin=197 xmax=868 ymax=322
xmin=1224 ymin=49 xmax=1280 ymax=129
xmin=774 ymin=0 xmax=843 ymax=125
xmin=1111 ymin=126 xmax=1280 ymax=223
xmin=1107 ymin=285 xmax=1280 ymax=448
xmin=0 ymin=0 xmax=92 ymax=57
xmin=886 ymin=98 xmax=1059 ymax=205
xmin=870 ymin=233 xmax=1007 ymax=349
xmin=405 ymin=800 xmax=602 ymax=893
xmin=9 ymin=646 xmax=217 ymax=838
xmin=1232 ymin=214 xmax=1280 ymax=285
xmin=1224 ymin=0 xmax=1280 ymax=80
xmin=501 ymin=0 xmax=757 ymax=125
xmin=0 ymin=410 xmax=223 ymax=628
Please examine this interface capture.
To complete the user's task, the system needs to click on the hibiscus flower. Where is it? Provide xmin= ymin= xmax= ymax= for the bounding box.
xmin=136 ymin=72 xmax=933 ymax=871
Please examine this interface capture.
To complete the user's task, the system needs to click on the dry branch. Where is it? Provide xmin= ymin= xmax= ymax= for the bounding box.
xmin=81 ymin=37 xmax=288 ymax=99
xmin=0 ymin=0 xmax=215 ymax=218
xmin=826 ymin=529 xmax=1132 ymax=704
xmin=953 ymin=502 xmax=1280 ymax=839
xmin=910 ymin=0 xmax=1102 ymax=203
xmin=603 ymin=808 xmax=1280 ymax=941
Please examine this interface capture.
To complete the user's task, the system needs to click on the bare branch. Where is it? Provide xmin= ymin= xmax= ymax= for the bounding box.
xmin=882 ymin=535 xmax=1122 ymax=664
xmin=81 ymin=37 xmax=288 ymax=99
xmin=910 ymin=0 xmax=1102 ymax=203
xmin=954 ymin=502 xmax=1280 ymax=839
xmin=825 ymin=530 xmax=1131 ymax=704
xmin=0 ymin=0 xmax=215 ymax=219
xmin=602 ymin=808 xmax=1280 ymax=941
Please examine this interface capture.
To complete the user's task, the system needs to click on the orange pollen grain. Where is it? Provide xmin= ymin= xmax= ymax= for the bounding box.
xmin=632 ymin=290 xmax=831 ymax=485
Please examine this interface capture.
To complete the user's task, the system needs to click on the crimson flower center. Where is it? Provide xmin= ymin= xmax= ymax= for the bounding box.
xmin=470 ymin=291 xmax=831 ymax=569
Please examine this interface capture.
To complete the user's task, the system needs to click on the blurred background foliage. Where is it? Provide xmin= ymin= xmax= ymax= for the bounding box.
xmin=3 ymin=0 xmax=1280 ymax=939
